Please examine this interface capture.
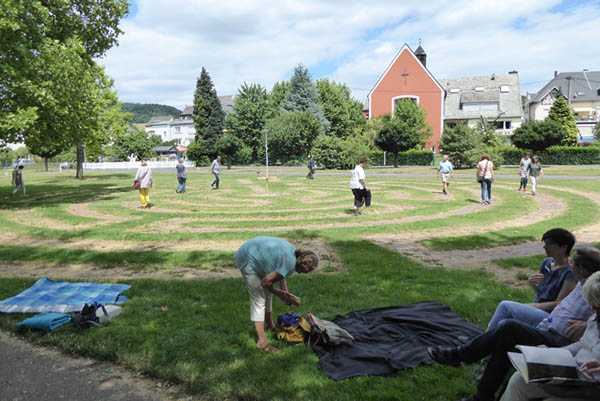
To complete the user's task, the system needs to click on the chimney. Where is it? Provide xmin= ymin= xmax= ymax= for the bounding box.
xmin=508 ymin=70 xmax=518 ymax=74
xmin=415 ymin=45 xmax=427 ymax=67
xmin=554 ymin=70 xmax=558 ymax=77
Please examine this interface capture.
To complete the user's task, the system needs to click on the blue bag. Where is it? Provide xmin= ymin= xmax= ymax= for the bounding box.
xmin=17 ymin=312 xmax=72 ymax=332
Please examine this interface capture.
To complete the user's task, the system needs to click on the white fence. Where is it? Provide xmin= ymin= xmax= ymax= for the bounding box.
xmin=83 ymin=160 xmax=194 ymax=170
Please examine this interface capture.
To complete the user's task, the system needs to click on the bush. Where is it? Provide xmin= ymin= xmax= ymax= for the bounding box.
xmin=440 ymin=124 xmax=479 ymax=167
xmin=311 ymin=135 xmax=344 ymax=169
xmin=499 ymin=146 xmax=600 ymax=165
xmin=263 ymin=111 xmax=322 ymax=163
xmin=497 ymin=146 xmax=522 ymax=165
xmin=543 ymin=146 xmax=600 ymax=164
xmin=233 ymin=145 xmax=253 ymax=165
xmin=394 ymin=149 xmax=433 ymax=166
xmin=511 ymin=120 xmax=566 ymax=151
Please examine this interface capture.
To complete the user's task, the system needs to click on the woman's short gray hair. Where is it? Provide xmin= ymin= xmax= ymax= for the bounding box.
xmin=572 ymin=246 xmax=600 ymax=276
xmin=583 ymin=271 xmax=600 ymax=308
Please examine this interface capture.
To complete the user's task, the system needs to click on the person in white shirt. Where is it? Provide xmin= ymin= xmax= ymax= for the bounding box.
xmin=134 ymin=160 xmax=153 ymax=208
xmin=210 ymin=156 xmax=221 ymax=189
xmin=349 ymin=157 xmax=368 ymax=215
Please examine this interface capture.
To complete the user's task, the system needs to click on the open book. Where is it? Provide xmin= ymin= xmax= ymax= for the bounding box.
xmin=508 ymin=345 xmax=596 ymax=386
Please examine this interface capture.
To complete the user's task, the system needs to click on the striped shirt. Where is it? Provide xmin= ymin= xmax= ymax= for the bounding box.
xmin=536 ymin=282 xmax=593 ymax=337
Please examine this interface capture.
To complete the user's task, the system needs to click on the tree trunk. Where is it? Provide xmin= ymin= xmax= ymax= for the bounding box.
xmin=44 ymin=157 xmax=49 ymax=172
xmin=393 ymin=152 xmax=399 ymax=168
xmin=76 ymin=143 xmax=85 ymax=179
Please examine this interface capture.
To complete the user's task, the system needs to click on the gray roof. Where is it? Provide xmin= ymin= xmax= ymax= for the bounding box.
xmin=147 ymin=116 xmax=172 ymax=124
xmin=443 ymin=73 xmax=523 ymax=120
xmin=179 ymin=96 xmax=235 ymax=117
xmin=530 ymin=71 xmax=600 ymax=103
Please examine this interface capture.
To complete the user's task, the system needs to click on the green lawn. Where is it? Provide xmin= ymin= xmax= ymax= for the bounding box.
xmin=0 ymin=166 xmax=597 ymax=401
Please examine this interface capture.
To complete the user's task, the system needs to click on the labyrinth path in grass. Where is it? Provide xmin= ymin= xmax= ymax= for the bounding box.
xmin=1 ymin=167 xmax=600 ymax=279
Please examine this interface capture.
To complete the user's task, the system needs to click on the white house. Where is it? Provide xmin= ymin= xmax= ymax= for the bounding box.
xmin=526 ymin=70 xmax=600 ymax=142
xmin=145 ymin=96 xmax=235 ymax=146
xmin=443 ymin=72 xmax=523 ymax=134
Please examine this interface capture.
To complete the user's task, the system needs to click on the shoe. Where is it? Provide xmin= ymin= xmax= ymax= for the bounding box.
xmin=427 ymin=346 xmax=463 ymax=366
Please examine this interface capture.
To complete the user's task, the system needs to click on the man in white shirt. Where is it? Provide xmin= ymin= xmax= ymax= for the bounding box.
xmin=349 ymin=157 xmax=368 ymax=215
xmin=210 ymin=156 xmax=221 ymax=189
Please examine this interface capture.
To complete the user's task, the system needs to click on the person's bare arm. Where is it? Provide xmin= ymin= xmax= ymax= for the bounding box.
xmin=261 ymin=273 xmax=300 ymax=306
xmin=530 ymin=278 xmax=577 ymax=312
xmin=279 ymin=279 xmax=289 ymax=293
xmin=528 ymin=273 xmax=544 ymax=289
xmin=359 ymin=178 xmax=367 ymax=190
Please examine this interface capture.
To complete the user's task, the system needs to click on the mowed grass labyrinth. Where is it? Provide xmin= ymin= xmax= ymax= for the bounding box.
xmin=1 ymin=166 xmax=600 ymax=401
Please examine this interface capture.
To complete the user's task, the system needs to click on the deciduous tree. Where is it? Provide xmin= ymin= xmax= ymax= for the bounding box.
xmin=511 ymin=120 xmax=566 ymax=152
xmin=374 ymin=100 xmax=429 ymax=167
xmin=316 ymin=80 xmax=365 ymax=138
xmin=225 ymin=83 xmax=269 ymax=161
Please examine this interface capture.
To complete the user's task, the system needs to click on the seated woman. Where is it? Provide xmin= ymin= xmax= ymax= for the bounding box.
xmin=487 ymin=228 xmax=577 ymax=331
xmin=499 ymin=270 xmax=600 ymax=401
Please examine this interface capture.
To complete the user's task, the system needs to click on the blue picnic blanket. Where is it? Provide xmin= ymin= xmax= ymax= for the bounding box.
xmin=0 ymin=277 xmax=130 ymax=313
xmin=17 ymin=313 xmax=72 ymax=332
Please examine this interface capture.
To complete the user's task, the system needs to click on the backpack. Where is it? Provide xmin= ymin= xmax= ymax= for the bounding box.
xmin=71 ymin=302 xmax=107 ymax=329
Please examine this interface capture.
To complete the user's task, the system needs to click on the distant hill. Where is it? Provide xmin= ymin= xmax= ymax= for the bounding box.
xmin=123 ymin=103 xmax=182 ymax=124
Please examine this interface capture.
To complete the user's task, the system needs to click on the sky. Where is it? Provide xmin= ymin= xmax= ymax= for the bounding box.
xmin=100 ymin=0 xmax=600 ymax=110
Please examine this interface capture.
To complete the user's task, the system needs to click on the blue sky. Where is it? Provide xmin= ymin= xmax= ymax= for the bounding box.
xmin=101 ymin=0 xmax=600 ymax=109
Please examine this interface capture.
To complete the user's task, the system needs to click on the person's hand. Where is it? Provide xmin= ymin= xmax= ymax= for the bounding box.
xmin=581 ymin=360 xmax=600 ymax=375
xmin=280 ymin=291 xmax=301 ymax=307
xmin=565 ymin=320 xmax=587 ymax=341
xmin=528 ymin=273 xmax=544 ymax=287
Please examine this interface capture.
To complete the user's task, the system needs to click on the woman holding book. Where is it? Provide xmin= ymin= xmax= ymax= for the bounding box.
xmin=500 ymin=270 xmax=600 ymax=401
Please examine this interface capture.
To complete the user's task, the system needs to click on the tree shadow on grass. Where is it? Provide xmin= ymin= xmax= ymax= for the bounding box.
xmin=0 ymin=182 xmax=132 ymax=210
xmin=422 ymin=232 xmax=537 ymax=251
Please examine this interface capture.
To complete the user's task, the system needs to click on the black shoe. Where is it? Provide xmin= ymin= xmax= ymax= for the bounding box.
xmin=427 ymin=346 xmax=463 ymax=366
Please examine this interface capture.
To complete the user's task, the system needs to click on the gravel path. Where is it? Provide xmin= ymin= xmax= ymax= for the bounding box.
xmin=0 ymin=331 xmax=193 ymax=401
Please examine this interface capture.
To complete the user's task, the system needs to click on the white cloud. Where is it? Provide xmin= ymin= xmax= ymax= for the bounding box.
xmin=100 ymin=0 xmax=600 ymax=108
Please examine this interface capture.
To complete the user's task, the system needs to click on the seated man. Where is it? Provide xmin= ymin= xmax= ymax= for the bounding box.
xmin=487 ymin=228 xmax=577 ymax=331
xmin=235 ymin=236 xmax=319 ymax=352
xmin=499 ymin=270 xmax=600 ymax=401
xmin=428 ymin=246 xmax=600 ymax=401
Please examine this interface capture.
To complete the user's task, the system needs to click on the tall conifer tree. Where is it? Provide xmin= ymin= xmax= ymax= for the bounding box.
xmin=193 ymin=67 xmax=224 ymax=156
xmin=547 ymin=95 xmax=579 ymax=146
xmin=281 ymin=64 xmax=329 ymax=131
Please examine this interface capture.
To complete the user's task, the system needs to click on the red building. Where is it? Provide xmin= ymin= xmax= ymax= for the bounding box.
xmin=367 ymin=44 xmax=445 ymax=150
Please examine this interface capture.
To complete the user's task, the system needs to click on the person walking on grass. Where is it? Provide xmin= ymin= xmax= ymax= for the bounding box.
xmin=210 ymin=155 xmax=221 ymax=189
xmin=476 ymin=154 xmax=494 ymax=205
xmin=350 ymin=157 xmax=368 ymax=215
xmin=175 ymin=159 xmax=187 ymax=193
xmin=134 ymin=160 xmax=152 ymax=208
xmin=528 ymin=156 xmax=543 ymax=196
xmin=518 ymin=153 xmax=531 ymax=192
xmin=11 ymin=164 xmax=25 ymax=195
xmin=306 ymin=156 xmax=316 ymax=180
xmin=235 ymin=236 xmax=319 ymax=352
xmin=439 ymin=154 xmax=454 ymax=195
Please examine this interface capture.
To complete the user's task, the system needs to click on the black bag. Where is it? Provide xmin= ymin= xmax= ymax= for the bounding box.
xmin=71 ymin=302 xmax=106 ymax=329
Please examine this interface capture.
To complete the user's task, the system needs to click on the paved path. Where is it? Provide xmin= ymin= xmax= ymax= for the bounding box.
xmin=0 ymin=331 xmax=193 ymax=401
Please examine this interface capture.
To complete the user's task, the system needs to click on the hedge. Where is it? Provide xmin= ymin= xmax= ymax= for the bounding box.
xmin=499 ymin=146 xmax=600 ymax=165
xmin=380 ymin=149 xmax=433 ymax=166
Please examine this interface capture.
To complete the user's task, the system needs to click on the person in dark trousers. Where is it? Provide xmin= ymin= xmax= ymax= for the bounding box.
xmin=349 ymin=157 xmax=368 ymax=215
xmin=12 ymin=165 xmax=25 ymax=195
xmin=175 ymin=159 xmax=187 ymax=193
xmin=210 ymin=156 xmax=221 ymax=189
xmin=427 ymin=246 xmax=600 ymax=401
xmin=306 ymin=156 xmax=316 ymax=179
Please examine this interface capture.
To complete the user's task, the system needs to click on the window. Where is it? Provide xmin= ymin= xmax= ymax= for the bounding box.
xmin=500 ymin=86 xmax=510 ymax=93
xmin=475 ymin=87 xmax=485 ymax=92
xmin=392 ymin=96 xmax=419 ymax=113
xmin=495 ymin=121 xmax=504 ymax=130
xmin=495 ymin=121 xmax=512 ymax=130
xmin=462 ymin=103 xmax=498 ymax=112
xmin=175 ymin=126 xmax=181 ymax=133
xmin=449 ymin=88 xmax=460 ymax=93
